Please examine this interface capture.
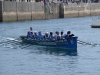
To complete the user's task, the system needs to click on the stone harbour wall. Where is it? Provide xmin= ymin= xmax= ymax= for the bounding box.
xmin=63 ymin=3 xmax=100 ymax=18
xmin=0 ymin=1 xmax=100 ymax=22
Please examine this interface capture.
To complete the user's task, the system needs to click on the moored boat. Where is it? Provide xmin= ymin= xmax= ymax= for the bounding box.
xmin=91 ymin=17 xmax=100 ymax=28
xmin=20 ymin=36 xmax=78 ymax=50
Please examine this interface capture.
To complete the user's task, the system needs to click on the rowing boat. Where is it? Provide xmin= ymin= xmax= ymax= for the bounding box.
xmin=20 ymin=36 xmax=78 ymax=51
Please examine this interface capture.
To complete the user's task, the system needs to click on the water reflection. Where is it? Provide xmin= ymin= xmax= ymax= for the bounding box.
xmin=0 ymin=39 xmax=77 ymax=56
xmin=34 ymin=46 xmax=77 ymax=56
xmin=0 ymin=36 xmax=78 ymax=56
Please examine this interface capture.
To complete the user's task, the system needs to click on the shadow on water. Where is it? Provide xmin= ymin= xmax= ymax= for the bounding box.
xmin=0 ymin=37 xmax=78 ymax=56
xmin=34 ymin=46 xmax=78 ymax=56
xmin=2 ymin=36 xmax=100 ymax=56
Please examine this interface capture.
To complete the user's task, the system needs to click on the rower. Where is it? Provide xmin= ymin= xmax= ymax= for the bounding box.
xmin=34 ymin=31 xmax=38 ymax=40
xmin=49 ymin=32 xmax=53 ymax=40
xmin=54 ymin=31 xmax=60 ymax=40
xmin=37 ymin=31 xmax=43 ymax=40
xmin=56 ymin=31 xmax=60 ymax=40
xmin=44 ymin=32 xmax=49 ymax=40
xmin=60 ymin=31 xmax=64 ymax=39
xmin=65 ymin=31 xmax=74 ymax=38
xmin=27 ymin=27 xmax=33 ymax=39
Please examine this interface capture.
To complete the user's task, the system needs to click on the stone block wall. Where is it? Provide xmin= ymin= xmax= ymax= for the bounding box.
xmin=44 ymin=3 xmax=59 ymax=19
xmin=0 ymin=1 xmax=59 ymax=22
xmin=0 ymin=1 xmax=3 ymax=22
xmin=3 ymin=1 xmax=17 ymax=22
xmin=32 ymin=2 xmax=45 ymax=20
xmin=0 ymin=1 xmax=100 ymax=22
xmin=17 ymin=2 xmax=32 ymax=21
xmin=64 ymin=3 xmax=100 ymax=18
xmin=90 ymin=3 xmax=100 ymax=16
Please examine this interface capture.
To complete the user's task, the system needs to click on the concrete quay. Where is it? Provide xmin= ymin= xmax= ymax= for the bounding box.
xmin=0 ymin=1 xmax=100 ymax=22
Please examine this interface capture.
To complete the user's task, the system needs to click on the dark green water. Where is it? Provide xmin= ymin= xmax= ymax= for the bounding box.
xmin=0 ymin=16 xmax=100 ymax=75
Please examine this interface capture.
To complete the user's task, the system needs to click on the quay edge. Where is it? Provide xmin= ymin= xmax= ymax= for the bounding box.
xmin=0 ymin=1 xmax=100 ymax=22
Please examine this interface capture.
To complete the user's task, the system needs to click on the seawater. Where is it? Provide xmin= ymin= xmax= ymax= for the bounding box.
xmin=0 ymin=16 xmax=100 ymax=75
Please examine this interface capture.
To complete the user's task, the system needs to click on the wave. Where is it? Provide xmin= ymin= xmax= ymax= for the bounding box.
xmin=0 ymin=36 xmax=100 ymax=49
xmin=0 ymin=36 xmax=33 ymax=49
xmin=77 ymin=40 xmax=100 ymax=47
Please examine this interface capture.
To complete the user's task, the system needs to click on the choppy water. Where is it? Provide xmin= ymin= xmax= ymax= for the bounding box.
xmin=0 ymin=16 xmax=100 ymax=75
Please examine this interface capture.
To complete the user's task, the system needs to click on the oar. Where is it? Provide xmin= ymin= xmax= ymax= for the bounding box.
xmin=77 ymin=39 xmax=100 ymax=47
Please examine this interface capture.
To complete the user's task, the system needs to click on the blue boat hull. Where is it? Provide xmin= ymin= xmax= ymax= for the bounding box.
xmin=20 ymin=36 xmax=78 ymax=50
